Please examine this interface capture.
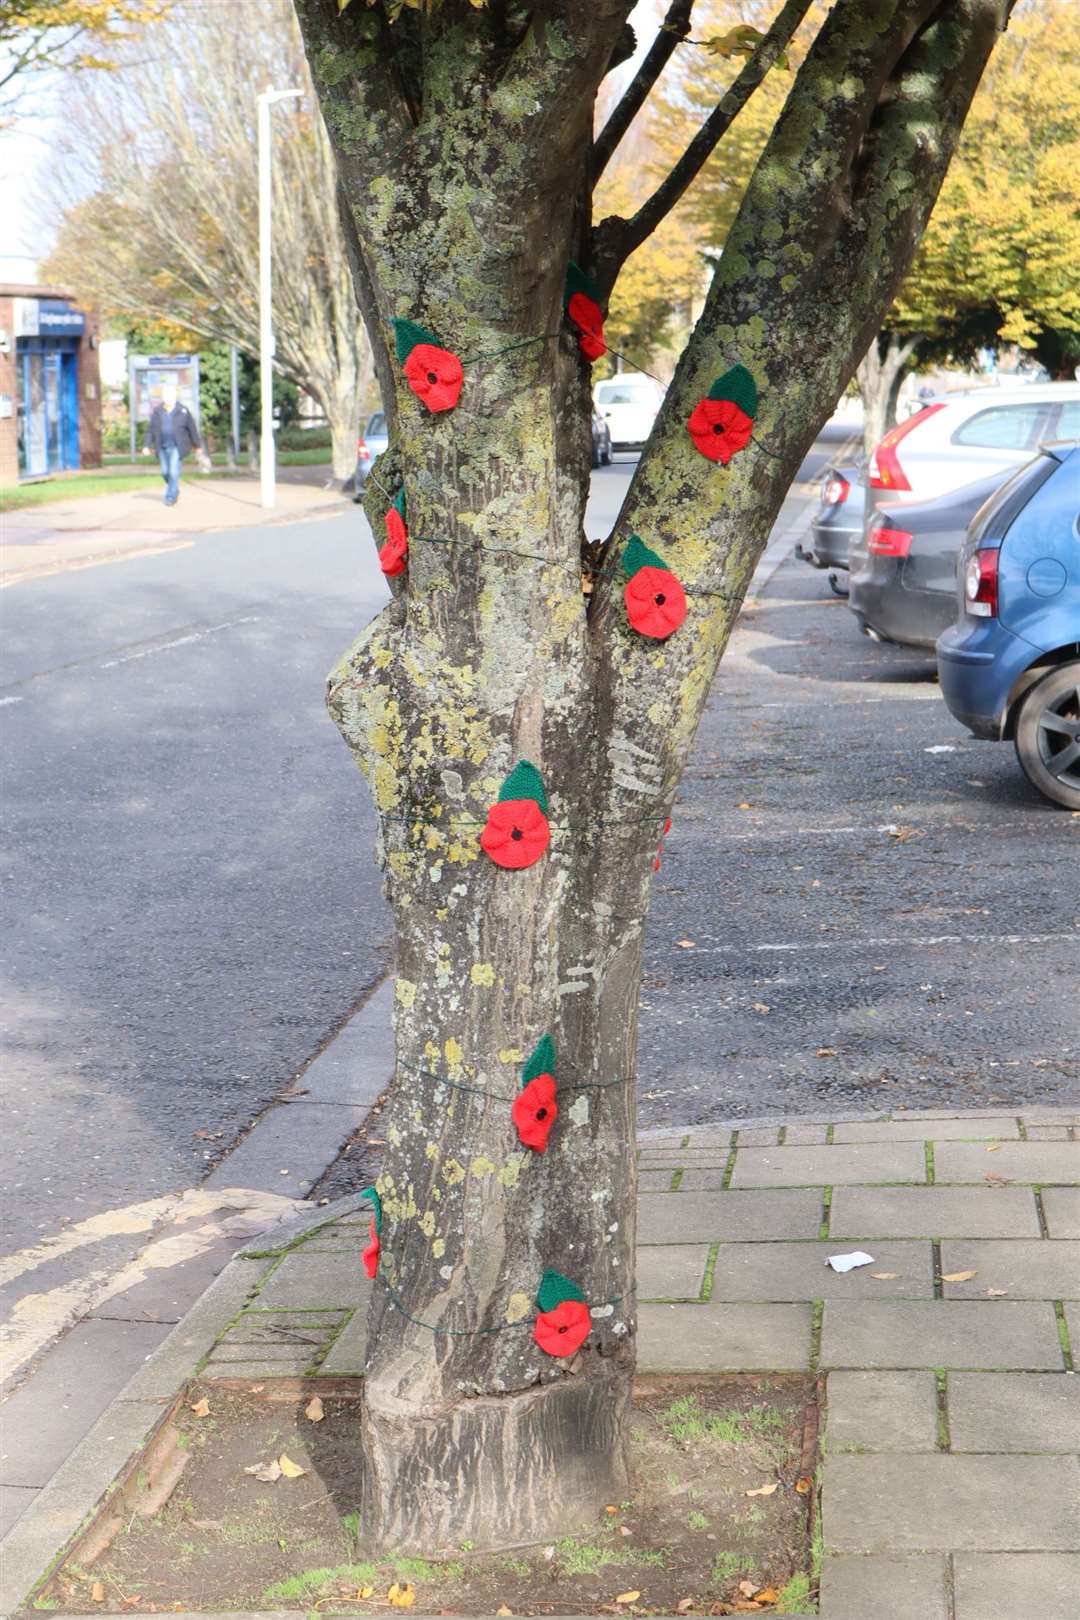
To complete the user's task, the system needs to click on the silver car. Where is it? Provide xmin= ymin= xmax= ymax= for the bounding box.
xmin=352 ymin=409 xmax=390 ymax=501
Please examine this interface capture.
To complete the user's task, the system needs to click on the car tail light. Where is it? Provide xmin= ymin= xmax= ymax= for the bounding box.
xmin=822 ymin=473 xmax=849 ymax=505
xmin=867 ymin=524 xmax=913 ymax=557
xmin=868 ymin=404 xmax=945 ymax=491
xmin=964 ymin=549 xmax=998 ymax=617
xmin=356 ymin=437 xmax=370 ymax=461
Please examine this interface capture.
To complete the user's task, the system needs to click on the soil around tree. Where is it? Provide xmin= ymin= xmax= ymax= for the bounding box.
xmin=44 ymin=1374 xmax=817 ymax=1616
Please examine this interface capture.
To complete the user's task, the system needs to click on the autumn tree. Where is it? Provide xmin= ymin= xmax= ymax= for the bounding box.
xmin=41 ymin=0 xmax=372 ymax=479
xmin=293 ymin=0 xmax=1016 ymax=1553
xmin=0 ymin=0 xmax=171 ymax=119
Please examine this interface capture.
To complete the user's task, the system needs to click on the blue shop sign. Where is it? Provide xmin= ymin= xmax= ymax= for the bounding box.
xmin=37 ymin=300 xmax=85 ymax=336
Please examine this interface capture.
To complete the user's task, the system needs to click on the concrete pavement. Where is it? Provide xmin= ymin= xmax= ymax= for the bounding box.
xmin=2 ymin=1110 xmax=1076 ymax=1617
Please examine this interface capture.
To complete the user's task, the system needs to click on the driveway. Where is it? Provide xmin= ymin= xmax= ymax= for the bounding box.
xmin=638 ymin=552 xmax=1080 ymax=1126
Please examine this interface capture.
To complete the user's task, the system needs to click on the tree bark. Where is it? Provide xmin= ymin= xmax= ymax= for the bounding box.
xmin=294 ymin=0 xmax=1015 ymax=1555
xmin=856 ymin=331 xmax=923 ymax=457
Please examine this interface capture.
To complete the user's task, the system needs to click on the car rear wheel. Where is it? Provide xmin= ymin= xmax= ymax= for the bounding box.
xmin=1013 ymin=662 xmax=1080 ymax=809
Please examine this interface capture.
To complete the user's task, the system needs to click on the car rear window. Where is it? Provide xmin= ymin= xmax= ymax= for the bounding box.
xmin=367 ymin=412 xmax=387 ymax=434
xmin=596 ymin=383 xmax=654 ymax=405
xmin=966 ymin=454 xmax=1057 ymax=544
xmin=1053 ymin=399 xmax=1080 ymax=439
xmin=951 ymin=403 xmax=1046 ymax=450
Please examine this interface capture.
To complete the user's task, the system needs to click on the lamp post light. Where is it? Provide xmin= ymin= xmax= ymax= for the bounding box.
xmin=258 ymin=84 xmax=302 ymax=510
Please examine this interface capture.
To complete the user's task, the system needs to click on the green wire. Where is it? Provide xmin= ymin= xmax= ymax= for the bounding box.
xmin=377 ymin=1272 xmax=632 ymax=1337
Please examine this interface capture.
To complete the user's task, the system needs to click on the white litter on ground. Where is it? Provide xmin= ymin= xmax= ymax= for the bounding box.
xmin=827 ymin=1250 xmax=875 ymax=1273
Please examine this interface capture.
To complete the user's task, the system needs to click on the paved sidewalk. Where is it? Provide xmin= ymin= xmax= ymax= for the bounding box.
xmin=3 ymin=1108 xmax=1077 ymax=1618
xmin=1 ymin=474 xmax=348 ymax=583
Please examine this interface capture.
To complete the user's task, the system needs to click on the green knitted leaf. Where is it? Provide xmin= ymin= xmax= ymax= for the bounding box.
xmin=522 ymin=1034 xmax=556 ymax=1087
xmin=392 ymin=487 xmax=406 ymax=522
xmin=707 ymin=364 xmax=758 ymax=417
xmin=361 ymin=1186 xmax=382 ymax=1236
xmin=497 ymin=759 xmax=548 ymax=813
xmin=565 ymin=260 xmax=600 ymax=307
xmin=622 ymin=533 xmax=666 ymax=579
xmin=537 ymin=1269 xmax=586 ymax=1312
xmin=393 ymin=317 xmax=439 ymax=363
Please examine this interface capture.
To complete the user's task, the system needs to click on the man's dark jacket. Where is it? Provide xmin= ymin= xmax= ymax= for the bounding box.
xmin=144 ymin=403 xmax=202 ymax=458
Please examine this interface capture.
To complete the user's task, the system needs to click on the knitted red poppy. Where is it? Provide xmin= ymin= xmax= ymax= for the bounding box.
xmin=622 ymin=534 xmax=687 ymax=639
xmin=379 ymin=488 xmax=408 ymax=576
xmin=360 ymin=1187 xmax=381 ymax=1279
xmin=534 ymin=1298 xmax=591 ymax=1357
xmin=687 ymin=365 xmax=758 ymax=464
xmin=480 ymin=760 xmax=550 ymax=869
xmin=362 ymin=1216 xmax=380 ymax=1279
xmin=654 ymin=815 xmax=673 ymax=872
xmin=534 ymin=1269 xmax=591 ymax=1358
xmin=564 ymin=263 xmax=606 ymax=363
xmin=512 ymin=1035 xmax=558 ymax=1152
xmin=394 ymin=318 xmax=463 ymax=413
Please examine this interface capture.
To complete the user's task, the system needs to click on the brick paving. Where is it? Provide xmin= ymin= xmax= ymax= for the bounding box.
xmin=193 ymin=1110 xmax=1077 ymax=1619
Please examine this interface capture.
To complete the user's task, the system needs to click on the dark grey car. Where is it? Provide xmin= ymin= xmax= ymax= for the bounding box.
xmin=798 ymin=461 xmax=866 ymax=577
xmin=849 ymin=471 xmax=1009 ymax=651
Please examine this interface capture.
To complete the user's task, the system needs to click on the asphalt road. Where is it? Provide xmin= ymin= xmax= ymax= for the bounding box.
xmin=14 ymin=416 xmax=1069 ymax=1270
xmin=640 ymin=551 xmax=1080 ymax=1126
xmin=1 ymin=509 xmax=392 ymax=1262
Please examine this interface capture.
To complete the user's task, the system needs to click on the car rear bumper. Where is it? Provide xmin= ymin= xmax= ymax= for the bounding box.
xmin=936 ymin=620 xmax=1035 ymax=740
xmin=849 ymin=568 xmax=952 ymax=652
xmin=806 ymin=517 xmax=860 ymax=570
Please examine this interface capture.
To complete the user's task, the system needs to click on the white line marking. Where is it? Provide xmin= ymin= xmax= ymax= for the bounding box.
xmin=755 ymin=931 xmax=1079 ymax=953
xmin=98 ymin=615 xmax=260 ymax=670
xmin=0 ymin=695 xmax=24 ymax=707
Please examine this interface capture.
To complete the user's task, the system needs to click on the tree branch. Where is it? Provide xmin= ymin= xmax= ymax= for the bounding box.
xmin=593 ymin=0 xmax=813 ymax=289
xmin=590 ymin=0 xmax=695 ymax=184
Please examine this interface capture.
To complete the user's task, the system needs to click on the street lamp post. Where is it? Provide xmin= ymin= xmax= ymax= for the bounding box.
xmin=258 ymin=84 xmax=302 ymax=510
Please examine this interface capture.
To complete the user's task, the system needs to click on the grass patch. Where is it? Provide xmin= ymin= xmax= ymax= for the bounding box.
xmin=775 ymin=1570 xmax=813 ymax=1612
xmin=2 ymin=474 xmax=163 ymax=509
xmin=263 ymin=1564 xmax=380 ymax=1601
xmin=658 ymin=1395 xmax=784 ymax=1448
xmin=554 ymin=1536 xmax=666 ymax=1578
xmin=686 ymin=1510 xmax=709 ymax=1531
xmin=710 ymin=1550 xmax=741 ymax=1586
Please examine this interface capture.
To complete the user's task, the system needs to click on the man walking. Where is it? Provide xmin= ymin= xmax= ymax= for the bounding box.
xmin=142 ymin=383 xmax=202 ymax=506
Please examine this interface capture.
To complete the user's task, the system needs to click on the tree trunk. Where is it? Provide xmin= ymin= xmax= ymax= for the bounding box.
xmin=295 ymin=0 xmax=1015 ymax=1557
xmin=857 ymin=332 xmax=922 ymax=457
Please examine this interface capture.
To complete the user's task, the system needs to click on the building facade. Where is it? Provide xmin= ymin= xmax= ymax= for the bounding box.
xmin=0 ymin=283 xmax=102 ymax=489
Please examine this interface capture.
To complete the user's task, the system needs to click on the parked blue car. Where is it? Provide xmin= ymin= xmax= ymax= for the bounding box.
xmin=937 ymin=442 xmax=1080 ymax=809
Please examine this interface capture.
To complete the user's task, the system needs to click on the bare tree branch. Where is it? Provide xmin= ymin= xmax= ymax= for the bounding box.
xmin=592 ymin=0 xmax=813 ymax=290
xmin=590 ymin=0 xmax=695 ymax=183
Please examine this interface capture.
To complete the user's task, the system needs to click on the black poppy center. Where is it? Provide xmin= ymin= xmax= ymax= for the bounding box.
xmin=654 ymin=592 xmax=667 ymax=606
xmin=427 ymin=370 xmax=438 ymax=384
xmin=558 ymin=1323 xmax=568 ymax=1334
xmin=713 ymin=422 xmax=725 ymax=435
xmin=511 ymin=827 xmax=524 ymax=841
xmin=535 ymin=1106 xmax=548 ymax=1121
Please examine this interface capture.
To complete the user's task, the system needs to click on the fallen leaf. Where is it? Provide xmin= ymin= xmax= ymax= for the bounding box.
xmin=278 ymin=1453 xmax=307 ymax=1479
xmin=614 ymin=1593 xmax=641 ymax=1606
xmin=755 ymin=1591 xmax=780 ymax=1605
xmin=388 ymin=1582 xmax=416 ymax=1608
xmin=248 ymin=1384 xmax=265 ymax=1393
xmin=356 ymin=1588 xmax=375 ymax=1600
xmin=304 ymin=1396 xmax=325 ymax=1423
xmin=888 ymin=825 xmax=920 ymax=842
xmin=752 ymin=1002 xmax=771 ymax=1014
xmin=243 ymin=1459 xmax=282 ymax=1483
xmin=745 ymin=1482 xmax=779 ymax=1497
xmin=605 ymin=1504 xmax=619 ymax=1514
xmin=190 ymin=1396 xmax=210 ymax=1418
xmin=738 ymin=801 xmax=753 ymax=810
xmin=871 ymin=1272 xmax=899 ymax=1280
xmin=91 ymin=1582 xmax=106 ymax=1604
xmin=676 ymin=939 xmax=696 ymax=949
xmin=815 ymin=1047 xmax=837 ymax=1057
xmin=496 ymin=1607 xmax=512 ymax=1616
xmin=985 ymin=1171 xmax=1009 ymax=1184
xmin=677 ymin=1600 xmax=695 ymax=1612
xmin=987 ymin=1288 xmax=1009 ymax=1297
xmin=738 ymin=1581 xmax=760 ymax=1598
xmin=619 ymin=1525 xmax=633 ymax=1536
xmin=986 ymin=1144 xmax=1001 ymax=1153
xmin=794 ymin=1476 xmax=813 ymax=1494
xmin=942 ymin=1270 xmax=977 ymax=1282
